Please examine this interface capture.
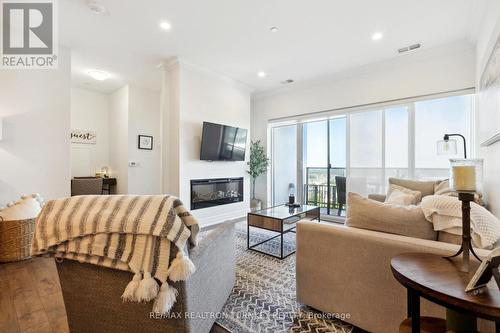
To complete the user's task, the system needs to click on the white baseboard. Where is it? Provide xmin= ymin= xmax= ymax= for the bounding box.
xmin=198 ymin=208 xmax=248 ymax=229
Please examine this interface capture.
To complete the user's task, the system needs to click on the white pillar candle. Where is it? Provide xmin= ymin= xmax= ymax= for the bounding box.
xmin=452 ymin=166 xmax=476 ymax=191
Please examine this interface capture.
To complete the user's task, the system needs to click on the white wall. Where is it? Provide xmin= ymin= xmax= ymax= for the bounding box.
xmin=107 ymin=84 xmax=161 ymax=195
xmin=128 ymin=85 xmax=161 ymax=195
xmin=161 ymin=60 xmax=252 ymax=226
xmin=70 ymin=88 xmax=110 ymax=177
xmin=0 ymin=47 xmax=71 ymax=206
xmin=475 ymin=0 xmax=500 ymax=216
xmin=251 ymin=40 xmax=476 ymax=205
xmin=108 ymin=86 xmax=129 ymax=194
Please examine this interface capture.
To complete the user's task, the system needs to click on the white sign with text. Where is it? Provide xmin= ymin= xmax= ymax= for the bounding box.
xmin=71 ymin=129 xmax=96 ymax=144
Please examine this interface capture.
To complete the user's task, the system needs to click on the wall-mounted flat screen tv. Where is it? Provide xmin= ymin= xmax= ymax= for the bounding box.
xmin=200 ymin=122 xmax=248 ymax=161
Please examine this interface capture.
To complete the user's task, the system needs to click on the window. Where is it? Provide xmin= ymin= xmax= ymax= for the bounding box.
xmin=415 ymin=95 xmax=472 ymax=179
xmin=385 ymin=106 xmax=409 ymax=181
xmin=349 ymin=110 xmax=383 ymax=196
xmin=269 ymin=92 xmax=474 ymax=216
xmin=271 ymin=124 xmax=297 ymax=205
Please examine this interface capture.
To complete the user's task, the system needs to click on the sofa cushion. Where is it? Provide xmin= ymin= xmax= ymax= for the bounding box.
xmin=388 ymin=178 xmax=438 ymax=199
xmin=385 ymin=184 xmax=422 ymax=205
xmin=434 ymin=179 xmax=453 ymax=196
xmin=437 ymin=231 xmax=462 ymax=245
xmin=346 ymin=192 xmax=437 ymax=240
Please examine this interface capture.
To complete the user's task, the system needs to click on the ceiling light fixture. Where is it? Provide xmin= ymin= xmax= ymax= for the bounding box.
xmin=87 ymin=70 xmax=110 ymax=81
xmin=270 ymin=27 xmax=279 ymax=33
xmin=257 ymin=71 xmax=267 ymax=78
xmin=371 ymin=32 xmax=383 ymax=41
xmin=159 ymin=21 xmax=172 ymax=31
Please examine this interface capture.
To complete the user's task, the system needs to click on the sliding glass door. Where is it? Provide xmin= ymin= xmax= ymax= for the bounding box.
xmin=303 ymin=117 xmax=347 ymax=216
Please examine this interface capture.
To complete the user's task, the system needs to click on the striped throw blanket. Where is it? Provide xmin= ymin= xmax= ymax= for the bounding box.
xmin=31 ymin=195 xmax=199 ymax=314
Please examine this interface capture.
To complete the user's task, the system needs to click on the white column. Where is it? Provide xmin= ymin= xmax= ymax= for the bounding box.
xmin=159 ymin=58 xmax=182 ymax=196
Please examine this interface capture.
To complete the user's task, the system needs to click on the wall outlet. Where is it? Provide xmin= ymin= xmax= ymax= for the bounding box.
xmin=129 ymin=161 xmax=139 ymax=167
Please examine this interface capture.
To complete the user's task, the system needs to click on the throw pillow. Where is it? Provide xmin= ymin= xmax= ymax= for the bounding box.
xmin=385 ymin=189 xmax=417 ymax=206
xmin=385 ymin=184 xmax=422 ymax=205
xmin=434 ymin=179 xmax=453 ymax=196
xmin=346 ymin=192 xmax=436 ymax=240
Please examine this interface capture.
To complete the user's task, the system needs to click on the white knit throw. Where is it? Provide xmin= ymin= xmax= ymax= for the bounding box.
xmin=421 ymin=195 xmax=500 ymax=249
xmin=31 ymin=195 xmax=199 ymax=314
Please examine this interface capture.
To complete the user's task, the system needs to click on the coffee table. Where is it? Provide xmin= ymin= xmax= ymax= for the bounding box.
xmin=247 ymin=204 xmax=320 ymax=259
xmin=391 ymin=253 xmax=500 ymax=333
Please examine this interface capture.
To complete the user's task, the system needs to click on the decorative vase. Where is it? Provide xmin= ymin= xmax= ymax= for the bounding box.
xmin=250 ymin=198 xmax=262 ymax=211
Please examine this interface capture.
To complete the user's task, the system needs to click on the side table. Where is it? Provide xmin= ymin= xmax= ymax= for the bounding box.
xmin=391 ymin=253 xmax=500 ymax=333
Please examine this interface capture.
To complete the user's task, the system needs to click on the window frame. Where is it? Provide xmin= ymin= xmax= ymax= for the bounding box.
xmin=267 ymin=89 xmax=475 ymax=210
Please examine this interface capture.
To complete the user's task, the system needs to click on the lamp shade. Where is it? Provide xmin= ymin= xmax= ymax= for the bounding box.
xmin=437 ymin=139 xmax=457 ymax=156
xmin=449 ymin=158 xmax=483 ymax=193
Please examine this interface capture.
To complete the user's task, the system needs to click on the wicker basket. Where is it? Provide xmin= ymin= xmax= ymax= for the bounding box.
xmin=0 ymin=217 xmax=36 ymax=262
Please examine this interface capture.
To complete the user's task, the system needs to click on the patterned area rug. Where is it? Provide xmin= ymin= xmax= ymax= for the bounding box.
xmin=216 ymin=223 xmax=355 ymax=333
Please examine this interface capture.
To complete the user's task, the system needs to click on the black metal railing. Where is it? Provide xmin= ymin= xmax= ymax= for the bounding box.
xmin=305 ymin=184 xmax=337 ymax=208
xmin=304 ymin=167 xmax=346 ymax=214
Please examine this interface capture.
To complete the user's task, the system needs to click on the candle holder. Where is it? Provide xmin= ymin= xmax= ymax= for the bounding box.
xmin=449 ymin=159 xmax=483 ymax=193
xmin=446 ymin=192 xmax=482 ymax=272
xmin=445 ymin=159 xmax=484 ymax=272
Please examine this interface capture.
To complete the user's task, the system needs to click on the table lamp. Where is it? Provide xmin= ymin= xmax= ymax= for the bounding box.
xmin=446 ymin=158 xmax=484 ymax=272
xmin=437 ymin=133 xmax=467 ymax=158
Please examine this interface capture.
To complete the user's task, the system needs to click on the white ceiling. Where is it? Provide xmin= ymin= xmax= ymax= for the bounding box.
xmin=63 ymin=0 xmax=487 ymax=94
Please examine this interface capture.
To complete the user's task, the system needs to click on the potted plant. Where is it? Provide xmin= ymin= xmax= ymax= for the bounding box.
xmin=247 ymin=140 xmax=270 ymax=211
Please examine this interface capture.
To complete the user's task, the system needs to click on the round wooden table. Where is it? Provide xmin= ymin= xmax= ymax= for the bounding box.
xmin=391 ymin=253 xmax=500 ymax=333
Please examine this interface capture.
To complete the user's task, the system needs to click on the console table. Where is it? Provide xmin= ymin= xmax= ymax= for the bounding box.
xmin=102 ymin=177 xmax=117 ymax=194
xmin=391 ymin=253 xmax=500 ymax=333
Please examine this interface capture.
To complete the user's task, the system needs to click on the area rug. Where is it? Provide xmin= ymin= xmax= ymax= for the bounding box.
xmin=215 ymin=223 xmax=355 ymax=333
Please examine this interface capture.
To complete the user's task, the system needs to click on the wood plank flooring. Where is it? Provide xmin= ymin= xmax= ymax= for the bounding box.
xmin=0 ymin=258 xmax=228 ymax=333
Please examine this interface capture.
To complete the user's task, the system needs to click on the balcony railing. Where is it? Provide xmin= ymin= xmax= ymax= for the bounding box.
xmin=305 ymin=167 xmax=346 ymax=216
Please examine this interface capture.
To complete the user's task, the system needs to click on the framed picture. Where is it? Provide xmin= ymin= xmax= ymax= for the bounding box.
xmin=138 ymin=135 xmax=153 ymax=150
xmin=466 ymin=247 xmax=500 ymax=292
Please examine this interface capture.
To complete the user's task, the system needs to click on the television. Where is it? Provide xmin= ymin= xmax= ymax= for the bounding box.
xmin=200 ymin=122 xmax=248 ymax=161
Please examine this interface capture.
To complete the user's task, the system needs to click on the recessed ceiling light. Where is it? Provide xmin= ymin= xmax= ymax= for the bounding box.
xmin=257 ymin=71 xmax=267 ymax=78
xmin=372 ymin=32 xmax=383 ymax=41
xmin=160 ymin=21 xmax=172 ymax=31
xmin=270 ymin=27 xmax=279 ymax=33
xmin=87 ymin=70 xmax=110 ymax=81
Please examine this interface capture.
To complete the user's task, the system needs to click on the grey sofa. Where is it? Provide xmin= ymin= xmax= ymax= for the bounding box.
xmin=56 ymin=222 xmax=235 ymax=333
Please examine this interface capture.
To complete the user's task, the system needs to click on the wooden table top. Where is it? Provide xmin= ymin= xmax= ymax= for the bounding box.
xmin=391 ymin=253 xmax=500 ymax=321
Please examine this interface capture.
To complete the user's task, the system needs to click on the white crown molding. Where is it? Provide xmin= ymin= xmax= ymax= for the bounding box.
xmin=158 ymin=57 xmax=255 ymax=93
xmin=158 ymin=57 xmax=182 ymax=72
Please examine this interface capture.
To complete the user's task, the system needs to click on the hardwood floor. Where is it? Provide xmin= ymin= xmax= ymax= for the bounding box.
xmin=0 ymin=258 xmax=68 ymax=333
xmin=0 ymin=258 xmax=228 ymax=333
